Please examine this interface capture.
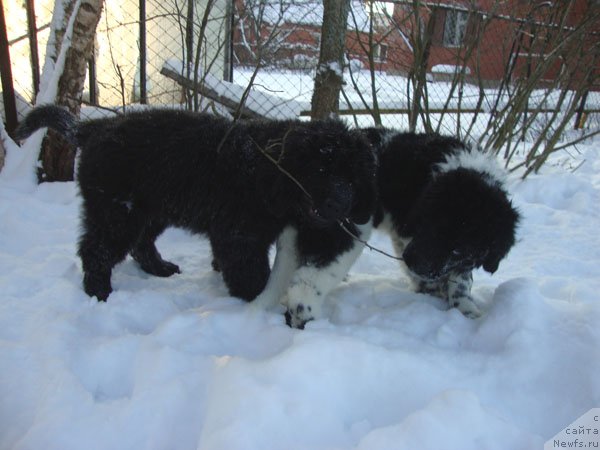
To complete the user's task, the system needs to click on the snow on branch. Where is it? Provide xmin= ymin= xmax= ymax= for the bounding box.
xmin=0 ymin=0 xmax=82 ymax=190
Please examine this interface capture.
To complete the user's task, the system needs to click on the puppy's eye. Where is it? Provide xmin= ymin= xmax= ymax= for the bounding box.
xmin=451 ymin=249 xmax=462 ymax=256
xmin=320 ymin=147 xmax=333 ymax=155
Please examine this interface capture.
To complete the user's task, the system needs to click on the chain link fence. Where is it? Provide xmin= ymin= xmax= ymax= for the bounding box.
xmin=3 ymin=0 xmax=600 ymax=168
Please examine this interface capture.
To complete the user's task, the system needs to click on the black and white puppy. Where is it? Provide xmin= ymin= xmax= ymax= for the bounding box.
xmin=259 ymin=130 xmax=519 ymax=328
xmin=16 ymin=105 xmax=376 ymax=302
xmin=369 ymin=130 xmax=520 ymax=318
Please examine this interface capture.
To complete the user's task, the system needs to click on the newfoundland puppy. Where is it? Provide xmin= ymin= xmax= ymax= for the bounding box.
xmin=267 ymin=130 xmax=520 ymax=328
xmin=16 ymin=105 xmax=376 ymax=302
xmin=368 ymin=130 xmax=520 ymax=318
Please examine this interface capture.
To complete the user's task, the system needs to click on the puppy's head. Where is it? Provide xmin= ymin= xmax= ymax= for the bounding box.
xmin=401 ymin=168 xmax=519 ymax=280
xmin=259 ymin=121 xmax=376 ymax=227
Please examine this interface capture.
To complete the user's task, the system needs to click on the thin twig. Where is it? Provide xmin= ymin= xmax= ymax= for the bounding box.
xmin=338 ymin=220 xmax=403 ymax=261
xmin=250 ymin=134 xmax=313 ymax=201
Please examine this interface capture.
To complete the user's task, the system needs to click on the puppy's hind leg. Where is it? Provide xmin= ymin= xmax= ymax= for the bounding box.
xmin=130 ymin=220 xmax=180 ymax=277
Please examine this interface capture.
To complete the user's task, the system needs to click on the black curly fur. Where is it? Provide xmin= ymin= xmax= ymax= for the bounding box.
xmin=15 ymin=105 xmax=77 ymax=144
xmin=17 ymin=105 xmax=376 ymax=301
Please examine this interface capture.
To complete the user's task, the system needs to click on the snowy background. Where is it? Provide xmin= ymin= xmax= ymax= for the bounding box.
xmin=0 ymin=136 xmax=599 ymax=449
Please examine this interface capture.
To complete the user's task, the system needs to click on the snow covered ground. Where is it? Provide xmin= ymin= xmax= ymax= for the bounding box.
xmin=0 ymin=140 xmax=599 ymax=450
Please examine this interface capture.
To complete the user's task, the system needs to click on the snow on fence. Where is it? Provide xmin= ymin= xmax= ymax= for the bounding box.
xmin=161 ymin=60 xmax=308 ymax=120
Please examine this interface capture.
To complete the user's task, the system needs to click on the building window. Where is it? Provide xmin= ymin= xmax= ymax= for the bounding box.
xmin=374 ymin=43 xmax=388 ymax=62
xmin=443 ymin=9 xmax=469 ymax=47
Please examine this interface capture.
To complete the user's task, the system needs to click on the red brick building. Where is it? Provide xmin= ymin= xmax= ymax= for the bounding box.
xmin=233 ymin=0 xmax=596 ymax=87
xmin=233 ymin=0 xmax=373 ymax=70
xmin=415 ymin=0 xmax=593 ymax=85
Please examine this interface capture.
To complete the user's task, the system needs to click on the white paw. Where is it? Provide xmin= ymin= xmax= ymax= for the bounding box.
xmin=284 ymin=291 xmax=323 ymax=329
xmin=285 ymin=303 xmax=315 ymax=329
xmin=452 ymin=296 xmax=482 ymax=319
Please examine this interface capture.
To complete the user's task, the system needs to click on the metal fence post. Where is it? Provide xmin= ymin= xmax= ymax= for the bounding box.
xmin=223 ymin=0 xmax=234 ymax=82
xmin=88 ymin=53 xmax=97 ymax=105
xmin=0 ymin=0 xmax=18 ymax=135
xmin=139 ymin=0 xmax=147 ymax=104
xmin=25 ymin=0 xmax=40 ymax=100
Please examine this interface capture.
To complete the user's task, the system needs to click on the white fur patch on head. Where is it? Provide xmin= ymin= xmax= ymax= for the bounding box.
xmin=436 ymin=146 xmax=507 ymax=188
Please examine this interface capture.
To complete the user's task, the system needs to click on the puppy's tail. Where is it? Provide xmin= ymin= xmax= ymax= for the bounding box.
xmin=15 ymin=104 xmax=78 ymax=145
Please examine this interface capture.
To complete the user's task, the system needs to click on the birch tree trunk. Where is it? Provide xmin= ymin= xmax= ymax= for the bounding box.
xmin=310 ymin=0 xmax=350 ymax=120
xmin=39 ymin=0 xmax=103 ymax=182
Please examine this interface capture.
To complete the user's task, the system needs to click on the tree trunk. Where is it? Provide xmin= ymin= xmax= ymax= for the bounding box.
xmin=39 ymin=0 xmax=104 ymax=182
xmin=310 ymin=0 xmax=350 ymax=120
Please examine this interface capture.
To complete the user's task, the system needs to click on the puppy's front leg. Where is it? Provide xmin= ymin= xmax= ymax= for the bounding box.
xmin=447 ymin=271 xmax=481 ymax=318
xmin=416 ymin=277 xmax=448 ymax=298
xmin=285 ymin=223 xmax=372 ymax=329
xmin=251 ymin=227 xmax=299 ymax=311
xmin=284 ymin=264 xmax=342 ymax=329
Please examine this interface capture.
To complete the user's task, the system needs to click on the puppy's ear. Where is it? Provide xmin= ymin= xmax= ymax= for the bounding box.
xmin=483 ymin=254 xmax=501 ymax=274
xmin=484 ymin=202 xmax=519 ymax=274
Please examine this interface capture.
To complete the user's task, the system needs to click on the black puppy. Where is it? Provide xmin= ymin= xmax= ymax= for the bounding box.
xmin=16 ymin=105 xmax=376 ymax=302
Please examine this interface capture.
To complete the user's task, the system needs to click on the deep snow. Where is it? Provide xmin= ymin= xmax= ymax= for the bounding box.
xmin=0 ymin=142 xmax=599 ymax=450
